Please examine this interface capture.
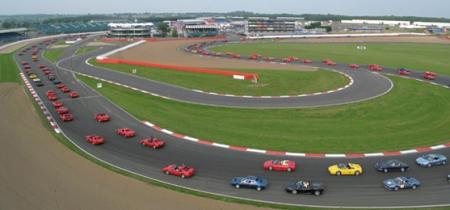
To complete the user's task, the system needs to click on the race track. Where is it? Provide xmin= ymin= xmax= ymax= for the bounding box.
xmin=15 ymin=35 xmax=450 ymax=208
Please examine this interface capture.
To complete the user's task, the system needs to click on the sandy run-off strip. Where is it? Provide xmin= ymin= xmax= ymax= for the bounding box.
xmin=0 ymin=83 xmax=267 ymax=210
xmin=111 ymin=39 xmax=317 ymax=71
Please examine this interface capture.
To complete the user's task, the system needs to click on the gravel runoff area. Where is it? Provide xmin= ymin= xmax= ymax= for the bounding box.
xmin=111 ymin=39 xmax=317 ymax=71
xmin=0 ymin=83 xmax=267 ymax=210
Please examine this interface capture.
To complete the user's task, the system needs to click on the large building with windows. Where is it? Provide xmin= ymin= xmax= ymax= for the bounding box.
xmin=246 ymin=17 xmax=303 ymax=35
xmin=107 ymin=22 xmax=154 ymax=38
xmin=176 ymin=19 xmax=220 ymax=37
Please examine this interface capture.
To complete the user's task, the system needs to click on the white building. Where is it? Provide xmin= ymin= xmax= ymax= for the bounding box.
xmin=107 ymin=22 xmax=154 ymax=38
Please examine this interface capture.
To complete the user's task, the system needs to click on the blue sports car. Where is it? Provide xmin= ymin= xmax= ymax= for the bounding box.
xmin=383 ymin=176 xmax=420 ymax=191
xmin=230 ymin=176 xmax=268 ymax=191
xmin=416 ymin=153 xmax=447 ymax=167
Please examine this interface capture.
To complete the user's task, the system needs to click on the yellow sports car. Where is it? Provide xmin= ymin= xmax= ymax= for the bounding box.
xmin=29 ymin=74 xmax=37 ymax=79
xmin=328 ymin=163 xmax=363 ymax=176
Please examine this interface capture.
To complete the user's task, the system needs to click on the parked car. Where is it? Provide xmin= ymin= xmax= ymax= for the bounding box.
xmin=116 ymin=128 xmax=136 ymax=138
xmin=368 ymin=64 xmax=383 ymax=71
xmin=328 ymin=163 xmax=363 ymax=176
xmin=162 ymin=164 xmax=195 ymax=178
xmin=398 ymin=68 xmax=411 ymax=75
xmin=59 ymin=113 xmax=73 ymax=122
xmin=230 ymin=176 xmax=268 ymax=191
xmin=263 ymin=160 xmax=296 ymax=172
xmin=85 ymin=135 xmax=105 ymax=145
xmin=140 ymin=137 xmax=165 ymax=149
xmin=416 ymin=153 xmax=447 ymax=167
xmin=95 ymin=113 xmax=110 ymax=122
xmin=375 ymin=159 xmax=409 ymax=173
xmin=383 ymin=176 xmax=420 ymax=191
xmin=285 ymin=180 xmax=324 ymax=196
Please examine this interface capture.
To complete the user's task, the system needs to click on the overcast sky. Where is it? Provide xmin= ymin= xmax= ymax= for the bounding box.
xmin=1 ymin=0 xmax=449 ymax=18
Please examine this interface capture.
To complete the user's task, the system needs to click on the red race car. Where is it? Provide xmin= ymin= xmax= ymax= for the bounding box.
xmin=95 ymin=113 xmax=110 ymax=122
xmin=116 ymin=128 xmax=136 ymax=138
xmin=140 ymin=137 xmax=165 ymax=149
xmin=368 ymin=64 xmax=383 ymax=71
xmin=303 ymin=59 xmax=313 ymax=64
xmin=52 ymin=101 xmax=64 ymax=108
xmin=398 ymin=68 xmax=411 ymax=76
xmin=47 ymin=94 xmax=58 ymax=101
xmin=322 ymin=59 xmax=336 ymax=66
xmin=68 ymin=91 xmax=79 ymax=98
xmin=61 ymin=87 xmax=71 ymax=93
xmin=56 ymin=106 xmax=69 ymax=114
xmin=162 ymin=164 xmax=195 ymax=178
xmin=56 ymin=84 xmax=65 ymax=89
xmin=263 ymin=160 xmax=296 ymax=172
xmin=85 ymin=135 xmax=105 ymax=145
xmin=249 ymin=53 xmax=261 ymax=60
xmin=348 ymin=64 xmax=360 ymax=69
xmin=423 ymin=71 xmax=437 ymax=80
xmin=264 ymin=57 xmax=275 ymax=62
xmin=59 ymin=113 xmax=73 ymax=122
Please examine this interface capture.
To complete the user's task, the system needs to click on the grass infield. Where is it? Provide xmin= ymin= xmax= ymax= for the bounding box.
xmin=91 ymin=59 xmax=349 ymax=96
xmin=0 ymin=53 xmax=20 ymax=83
xmin=211 ymin=42 xmax=450 ymax=76
xmin=79 ymin=74 xmax=450 ymax=153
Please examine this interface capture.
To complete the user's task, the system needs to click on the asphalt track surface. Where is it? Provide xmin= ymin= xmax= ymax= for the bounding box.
xmin=15 ymin=36 xmax=450 ymax=208
xmin=58 ymin=42 xmax=394 ymax=109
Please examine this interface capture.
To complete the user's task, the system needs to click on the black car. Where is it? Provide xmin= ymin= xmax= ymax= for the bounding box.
xmin=285 ymin=180 xmax=324 ymax=196
xmin=35 ymin=80 xmax=44 ymax=87
xmin=48 ymin=74 xmax=56 ymax=81
xmin=375 ymin=159 xmax=409 ymax=173
xmin=52 ymin=79 xmax=61 ymax=84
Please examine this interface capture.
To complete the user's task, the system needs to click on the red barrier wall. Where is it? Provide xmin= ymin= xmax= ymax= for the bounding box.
xmin=97 ymin=58 xmax=257 ymax=80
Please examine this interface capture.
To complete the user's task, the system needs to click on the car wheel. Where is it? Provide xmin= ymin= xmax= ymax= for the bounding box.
xmin=401 ymin=168 xmax=405 ymax=172
xmin=383 ymin=168 xmax=388 ymax=173
xmin=394 ymin=187 xmax=399 ymax=191
xmin=269 ymin=166 xmax=273 ymax=171
xmin=287 ymin=168 xmax=292 ymax=172
xmin=181 ymin=174 xmax=185 ymax=179
xmin=355 ymin=171 xmax=361 ymax=176
xmin=336 ymin=171 xmax=341 ymax=176
xmin=427 ymin=164 xmax=431 ymax=168
xmin=235 ymin=184 xmax=240 ymax=189
xmin=291 ymin=190 xmax=298 ymax=194
xmin=412 ymin=185 xmax=417 ymax=190
xmin=165 ymin=171 xmax=169 ymax=175
xmin=153 ymin=146 xmax=157 ymax=149
xmin=256 ymin=187 xmax=262 ymax=191
xmin=314 ymin=191 xmax=321 ymax=196
xmin=442 ymin=161 xmax=446 ymax=165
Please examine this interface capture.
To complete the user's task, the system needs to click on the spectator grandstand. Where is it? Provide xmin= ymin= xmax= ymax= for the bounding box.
xmin=35 ymin=22 xmax=108 ymax=34
xmin=0 ymin=28 xmax=28 ymax=45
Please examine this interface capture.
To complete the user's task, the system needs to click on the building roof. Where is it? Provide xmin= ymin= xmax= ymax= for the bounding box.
xmin=0 ymin=28 xmax=28 ymax=34
xmin=108 ymin=23 xmax=154 ymax=28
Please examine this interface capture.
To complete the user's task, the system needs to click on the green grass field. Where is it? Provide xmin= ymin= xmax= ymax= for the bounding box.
xmin=75 ymin=46 xmax=97 ymax=56
xmin=0 ymin=53 xmax=20 ymax=83
xmin=43 ymin=48 xmax=65 ymax=63
xmin=211 ymin=42 xmax=450 ymax=76
xmin=79 ymin=74 xmax=450 ymax=153
xmin=91 ymin=59 xmax=349 ymax=96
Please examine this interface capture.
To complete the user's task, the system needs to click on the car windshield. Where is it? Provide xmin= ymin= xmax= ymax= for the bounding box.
xmin=338 ymin=163 xmax=348 ymax=169
xmin=425 ymin=155 xmax=437 ymax=160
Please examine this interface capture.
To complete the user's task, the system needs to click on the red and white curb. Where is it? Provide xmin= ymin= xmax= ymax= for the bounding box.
xmin=141 ymin=120 xmax=450 ymax=158
xmin=20 ymin=73 xmax=61 ymax=133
